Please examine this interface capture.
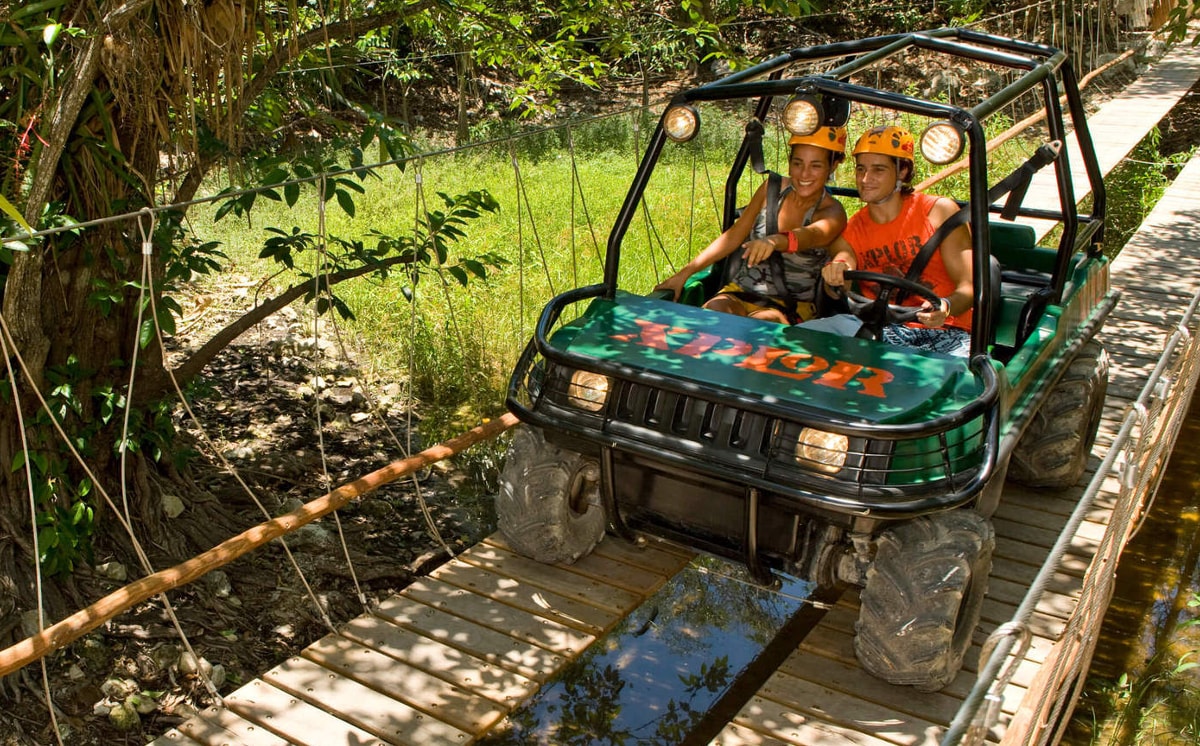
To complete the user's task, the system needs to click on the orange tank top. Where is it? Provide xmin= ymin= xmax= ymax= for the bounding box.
xmin=841 ymin=192 xmax=972 ymax=331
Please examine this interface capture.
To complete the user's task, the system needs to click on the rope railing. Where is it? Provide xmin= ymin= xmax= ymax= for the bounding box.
xmin=942 ymin=288 xmax=1200 ymax=745
xmin=0 ymin=412 xmax=519 ymax=678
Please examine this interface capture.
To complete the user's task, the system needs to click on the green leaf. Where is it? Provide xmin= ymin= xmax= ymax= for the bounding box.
xmin=284 ymin=182 xmax=300 ymax=207
xmin=336 ymin=189 xmax=356 ymax=217
xmin=0 ymin=193 xmax=32 ymax=233
xmin=43 ymin=23 xmax=62 ymax=48
xmin=447 ymin=265 xmax=468 ymax=286
xmin=139 ymin=318 xmax=155 ymax=349
xmin=463 ymin=259 xmax=487 ymax=279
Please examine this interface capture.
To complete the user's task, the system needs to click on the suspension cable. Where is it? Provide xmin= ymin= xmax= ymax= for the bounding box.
xmin=0 ymin=316 xmax=65 ymax=746
xmin=312 ymin=174 xmax=368 ymax=611
xmin=409 ymin=159 xmax=456 ymax=560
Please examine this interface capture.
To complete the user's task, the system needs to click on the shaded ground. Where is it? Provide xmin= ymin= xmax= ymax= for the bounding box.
xmin=0 ymin=276 xmax=505 ymax=745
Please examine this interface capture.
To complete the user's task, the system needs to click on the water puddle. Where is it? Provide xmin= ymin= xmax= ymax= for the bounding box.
xmin=477 ymin=556 xmax=835 ymax=745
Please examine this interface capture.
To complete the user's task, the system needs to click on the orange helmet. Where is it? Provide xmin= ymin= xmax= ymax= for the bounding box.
xmin=852 ymin=125 xmax=916 ymax=160
xmin=789 ymin=127 xmax=847 ymax=161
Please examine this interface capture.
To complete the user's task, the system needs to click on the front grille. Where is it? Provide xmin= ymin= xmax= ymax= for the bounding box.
xmin=509 ymin=344 xmax=990 ymax=507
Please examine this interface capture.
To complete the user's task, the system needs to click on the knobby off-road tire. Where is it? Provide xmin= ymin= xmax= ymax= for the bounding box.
xmin=496 ymin=425 xmax=606 ymax=565
xmin=1009 ymin=340 xmax=1110 ymax=489
xmin=854 ymin=510 xmax=995 ymax=692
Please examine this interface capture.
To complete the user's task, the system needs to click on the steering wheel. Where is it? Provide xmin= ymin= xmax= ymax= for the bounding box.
xmin=836 ymin=270 xmax=943 ymax=339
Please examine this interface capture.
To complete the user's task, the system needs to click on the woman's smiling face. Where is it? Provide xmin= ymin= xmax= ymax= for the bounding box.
xmin=788 ymin=144 xmax=834 ymax=199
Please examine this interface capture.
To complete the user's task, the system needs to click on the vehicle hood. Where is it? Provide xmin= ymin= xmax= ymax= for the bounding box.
xmin=548 ymin=292 xmax=984 ymax=426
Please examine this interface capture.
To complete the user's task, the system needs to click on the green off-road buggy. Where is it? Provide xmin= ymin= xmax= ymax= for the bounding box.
xmin=498 ymin=28 xmax=1115 ymax=692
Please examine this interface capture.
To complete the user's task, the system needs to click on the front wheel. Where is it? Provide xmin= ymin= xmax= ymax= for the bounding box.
xmin=1009 ymin=339 xmax=1109 ymax=489
xmin=854 ymin=510 xmax=995 ymax=692
xmin=496 ymin=425 xmax=606 ymax=564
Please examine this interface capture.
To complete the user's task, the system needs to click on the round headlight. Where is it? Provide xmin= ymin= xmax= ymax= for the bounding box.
xmin=567 ymin=370 xmax=610 ymax=412
xmin=663 ymin=105 xmax=700 ymax=143
xmin=783 ymin=96 xmax=822 ymax=136
xmin=795 ymin=428 xmax=848 ymax=474
xmin=920 ymin=121 xmax=965 ymax=165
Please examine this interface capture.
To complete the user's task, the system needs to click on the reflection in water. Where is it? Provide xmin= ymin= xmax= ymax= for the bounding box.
xmin=1065 ymin=399 xmax=1200 ymax=743
xmin=479 ymin=556 xmax=816 ymax=745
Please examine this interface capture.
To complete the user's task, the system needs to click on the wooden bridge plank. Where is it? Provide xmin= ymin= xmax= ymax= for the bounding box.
xmin=373 ymin=594 xmax=567 ymax=681
xmin=458 ymin=542 xmax=643 ymax=612
xmin=488 ymin=531 xmax=694 ymax=574
xmin=429 ymin=560 xmax=620 ymax=634
xmin=564 ymin=550 xmax=673 ymax=595
xmin=178 ymin=705 xmax=289 ymax=746
xmin=993 ymin=535 xmax=1088 ymax=576
xmin=337 ymin=614 xmax=538 ymax=705
xmin=148 ymin=729 xmax=206 ymax=746
xmin=223 ymin=678 xmax=384 ymax=746
xmin=778 ymin=649 xmax=964 ymax=724
xmin=301 ymin=635 xmax=505 ymax=734
xmin=262 ymin=653 xmax=475 ymax=744
xmin=400 ymin=576 xmax=596 ymax=657
xmin=990 ymin=514 xmax=1106 ymax=550
xmin=757 ymin=669 xmax=945 ymax=746
xmin=710 ymin=721 xmax=796 ymax=745
xmin=795 ymin=613 xmax=1027 ymax=715
xmin=485 ymin=534 xmax=674 ymax=595
xmin=988 ymin=557 xmax=1085 ymax=594
xmin=727 ymin=694 xmax=900 ymax=746
xmin=587 ymin=534 xmax=696 ymax=573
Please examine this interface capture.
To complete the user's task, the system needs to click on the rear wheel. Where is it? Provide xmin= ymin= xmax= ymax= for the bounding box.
xmin=496 ymin=425 xmax=606 ymax=564
xmin=1010 ymin=340 xmax=1109 ymax=489
xmin=854 ymin=510 xmax=994 ymax=692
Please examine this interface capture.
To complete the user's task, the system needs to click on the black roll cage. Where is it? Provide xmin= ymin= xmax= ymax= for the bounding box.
xmin=600 ymin=27 xmax=1106 ymax=359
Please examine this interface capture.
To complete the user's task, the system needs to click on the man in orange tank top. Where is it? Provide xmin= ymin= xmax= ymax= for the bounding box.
xmin=815 ymin=125 xmax=973 ymax=356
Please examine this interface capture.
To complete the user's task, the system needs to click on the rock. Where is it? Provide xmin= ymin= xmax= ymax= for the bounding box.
xmin=286 ymin=523 xmax=332 ymax=550
xmin=204 ymin=570 xmax=232 ymax=598
xmin=128 ymin=691 xmax=159 ymax=714
xmin=108 ymin=701 xmax=141 ymax=731
xmin=176 ymin=652 xmax=213 ymax=678
xmin=76 ymin=636 xmax=110 ymax=671
xmin=67 ymin=664 xmax=85 ymax=681
xmin=150 ymin=644 xmax=180 ymax=674
xmin=323 ymin=388 xmax=365 ymax=408
xmin=210 ymin=664 xmax=227 ymax=690
xmin=101 ymin=678 xmax=139 ymax=700
xmin=350 ymin=412 xmax=371 ymax=423
xmin=95 ymin=561 xmax=127 ymax=582
xmin=224 ymin=445 xmax=254 ymax=460
xmin=162 ymin=493 xmax=186 ymax=518
xmin=92 ymin=700 xmax=113 ymax=717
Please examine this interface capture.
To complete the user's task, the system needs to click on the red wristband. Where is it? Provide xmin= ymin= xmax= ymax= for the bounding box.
xmin=786 ymin=230 xmax=799 ymax=254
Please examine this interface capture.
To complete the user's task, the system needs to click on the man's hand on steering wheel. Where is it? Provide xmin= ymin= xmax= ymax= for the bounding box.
xmin=830 ymin=270 xmax=944 ymax=337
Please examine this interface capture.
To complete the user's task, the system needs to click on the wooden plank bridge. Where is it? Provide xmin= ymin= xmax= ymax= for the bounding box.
xmin=151 ymin=40 xmax=1200 ymax=746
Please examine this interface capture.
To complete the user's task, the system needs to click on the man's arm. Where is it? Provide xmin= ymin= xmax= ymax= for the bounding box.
xmin=819 ymin=234 xmax=857 ymax=296
xmin=918 ymin=196 xmax=973 ymax=326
